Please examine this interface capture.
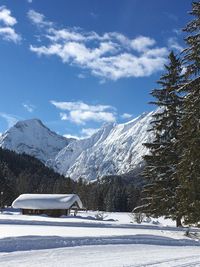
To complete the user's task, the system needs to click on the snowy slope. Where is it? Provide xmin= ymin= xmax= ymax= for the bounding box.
xmin=0 ymin=111 xmax=155 ymax=180
xmin=2 ymin=244 xmax=200 ymax=267
xmin=52 ymin=111 xmax=155 ymax=180
xmin=0 ymin=119 xmax=71 ymax=162
xmin=0 ymin=211 xmax=200 ymax=267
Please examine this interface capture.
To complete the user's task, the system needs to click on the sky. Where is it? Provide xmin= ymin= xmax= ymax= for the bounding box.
xmin=0 ymin=0 xmax=192 ymax=138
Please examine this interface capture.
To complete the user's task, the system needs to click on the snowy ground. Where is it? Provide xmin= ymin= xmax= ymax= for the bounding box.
xmin=0 ymin=210 xmax=200 ymax=266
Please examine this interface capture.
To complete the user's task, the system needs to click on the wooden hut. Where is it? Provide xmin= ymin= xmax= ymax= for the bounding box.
xmin=12 ymin=194 xmax=83 ymax=217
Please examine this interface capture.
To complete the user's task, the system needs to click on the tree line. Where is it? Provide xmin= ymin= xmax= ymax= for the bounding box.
xmin=135 ymin=1 xmax=200 ymax=226
xmin=0 ymin=147 xmax=141 ymax=212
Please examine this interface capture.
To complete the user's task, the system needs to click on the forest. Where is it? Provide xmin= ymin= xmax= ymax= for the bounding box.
xmin=0 ymin=147 xmax=141 ymax=212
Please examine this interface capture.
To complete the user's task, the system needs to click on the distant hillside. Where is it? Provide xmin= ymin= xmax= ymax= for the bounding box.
xmin=0 ymin=148 xmax=74 ymax=206
xmin=0 ymin=147 xmax=142 ymax=212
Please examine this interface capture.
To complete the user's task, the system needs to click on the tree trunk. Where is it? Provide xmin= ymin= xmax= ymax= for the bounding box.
xmin=176 ymin=216 xmax=182 ymax=227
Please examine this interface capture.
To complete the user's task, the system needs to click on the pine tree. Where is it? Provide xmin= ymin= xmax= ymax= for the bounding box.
xmin=135 ymin=52 xmax=186 ymax=226
xmin=175 ymin=2 xmax=200 ymax=224
xmin=183 ymin=1 xmax=200 ymax=76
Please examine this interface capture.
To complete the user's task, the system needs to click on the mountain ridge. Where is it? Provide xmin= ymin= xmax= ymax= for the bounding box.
xmin=0 ymin=118 xmax=72 ymax=163
xmin=52 ymin=111 xmax=155 ymax=180
xmin=0 ymin=111 xmax=155 ymax=181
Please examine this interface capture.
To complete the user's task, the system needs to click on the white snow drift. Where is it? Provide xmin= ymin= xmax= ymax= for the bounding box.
xmin=0 ymin=211 xmax=200 ymax=266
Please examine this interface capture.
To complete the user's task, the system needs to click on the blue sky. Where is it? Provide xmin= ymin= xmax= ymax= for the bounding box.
xmin=0 ymin=0 xmax=191 ymax=138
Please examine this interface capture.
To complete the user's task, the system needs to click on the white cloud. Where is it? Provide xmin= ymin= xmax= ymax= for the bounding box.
xmin=51 ymin=100 xmax=116 ymax=125
xmin=47 ymin=28 xmax=87 ymax=42
xmin=0 ymin=6 xmax=21 ymax=43
xmin=87 ymin=50 xmax=167 ymax=80
xmin=0 ymin=112 xmax=20 ymax=128
xmin=0 ymin=27 xmax=21 ymax=43
xmin=51 ymin=101 xmax=115 ymax=112
xmin=22 ymin=103 xmax=36 ymax=113
xmin=168 ymin=37 xmax=183 ymax=52
xmin=60 ymin=112 xmax=68 ymax=120
xmin=28 ymin=9 xmax=169 ymax=80
xmin=27 ymin=0 xmax=33 ymax=3
xmin=27 ymin=10 xmax=53 ymax=27
xmin=64 ymin=128 xmax=99 ymax=140
xmin=81 ymin=128 xmax=99 ymax=137
xmin=121 ymin=113 xmax=132 ymax=119
xmin=131 ymin=36 xmax=155 ymax=52
xmin=77 ymin=73 xmax=86 ymax=79
xmin=0 ymin=6 xmax=16 ymax=26
xmin=63 ymin=134 xmax=79 ymax=140
xmin=69 ymin=110 xmax=115 ymax=125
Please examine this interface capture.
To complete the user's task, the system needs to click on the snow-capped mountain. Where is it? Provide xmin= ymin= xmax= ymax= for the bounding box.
xmin=0 ymin=111 xmax=155 ymax=181
xmin=52 ymin=111 xmax=155 ymax=180
xmin=0 ymin=119 xmax=71 ymax=163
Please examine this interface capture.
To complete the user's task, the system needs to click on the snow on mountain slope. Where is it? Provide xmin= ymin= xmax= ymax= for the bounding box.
xmin=0 ymin=111 xmax=155 ymax=181
xmin=52 ymin=111 xmax=155 ymax=181
xmin=0 ymin=119 xmax=71 ymax=162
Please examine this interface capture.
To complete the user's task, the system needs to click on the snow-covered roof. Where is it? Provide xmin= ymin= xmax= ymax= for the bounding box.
xmin=12 ymin=194 xmax=83 ymax=210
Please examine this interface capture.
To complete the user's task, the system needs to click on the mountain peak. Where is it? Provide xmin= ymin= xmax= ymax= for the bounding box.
xmin=0 ymin=110 xmax=156 ymax=181
xmin=0 ymin=118 xmax=71 ymax=162
xmin=14 ymin=118 xmax=44 ymax=129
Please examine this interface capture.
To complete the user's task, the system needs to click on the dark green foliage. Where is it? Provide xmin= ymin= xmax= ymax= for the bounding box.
xmin=71 ymin=175 xmax=141 ymax=212
xmin=136 ymin=52 xmax=186 ymax=225
xmin=0 ymin=147 xmax=75 ymax=206
xmin=183 ymin=2 xmax=200 ymax=76
xmin=175 ymin=2 xmax=200 ymax=224
xmin=0 ymin=147 xmax=141 ymax=212
xmin=175 ymin=83 xmax=200 ymax=224
xmin=138 ymin=2 xmax=200 ymax=225
xmin=0 ymin=162 xmax=17 ymax=206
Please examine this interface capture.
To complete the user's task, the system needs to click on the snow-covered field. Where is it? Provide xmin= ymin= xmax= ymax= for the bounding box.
xmin=0 ymin=210 xmax=200 ymax=266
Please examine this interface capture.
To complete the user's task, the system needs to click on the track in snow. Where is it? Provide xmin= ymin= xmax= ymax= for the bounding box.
xmin=1 ymin=244 xmax=200 ymax=267
xmin=129 ymin=254 xmax=200 ymax=267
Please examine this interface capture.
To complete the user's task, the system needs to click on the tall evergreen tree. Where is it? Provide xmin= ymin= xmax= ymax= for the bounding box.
xmin=183 ymin=1 xmax=200 ymax=76
xmin=175 ymin=2 xmax=200 ymax=224
xmin=135 ymin=52 xmax=186 ymax=226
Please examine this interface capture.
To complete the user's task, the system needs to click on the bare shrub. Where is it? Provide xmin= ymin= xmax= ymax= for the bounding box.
xmin=95 ymin=211 xmax=108 ymax=221
xmin=129 ymin=212 xmax=146 ymax=224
